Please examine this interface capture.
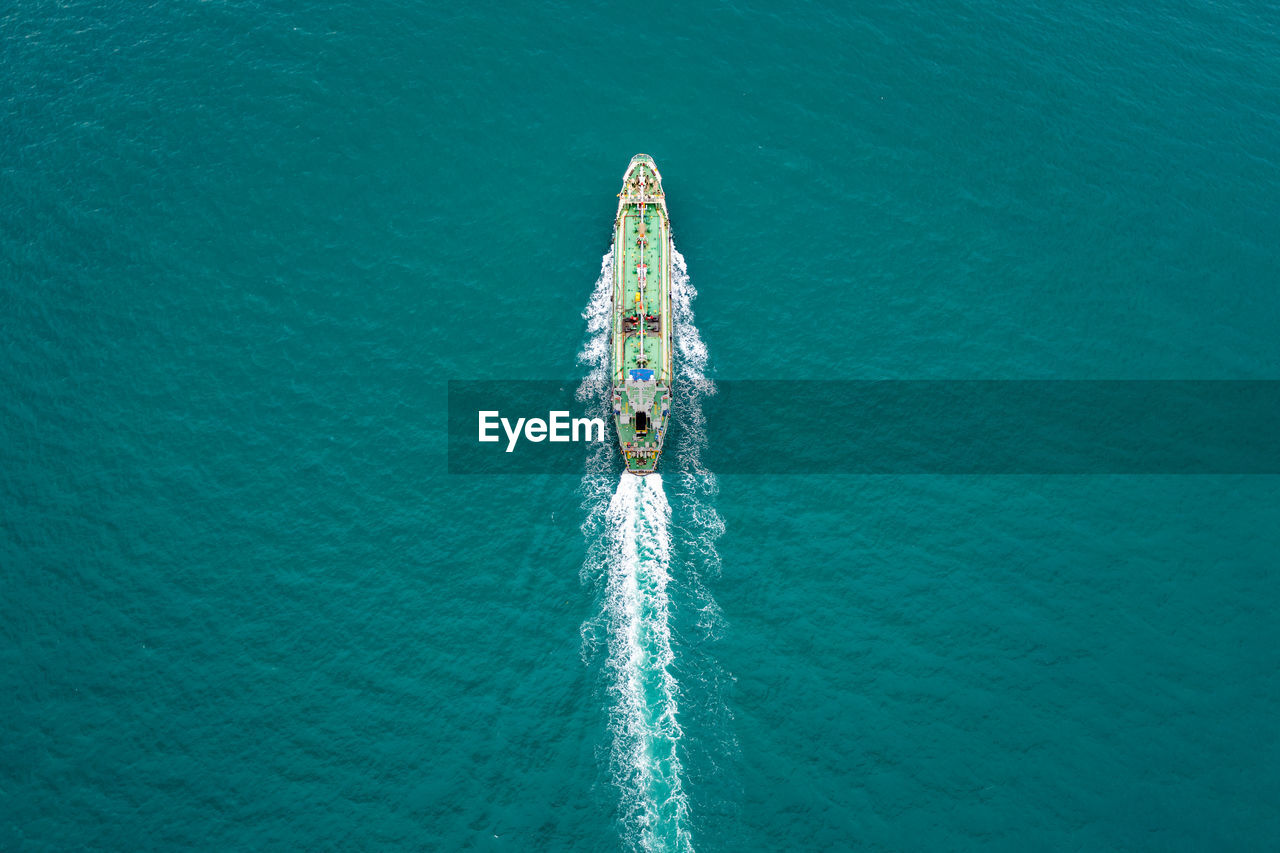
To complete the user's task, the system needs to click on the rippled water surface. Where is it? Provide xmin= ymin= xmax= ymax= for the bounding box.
xmin=4 ymin=1 xmax=1279 ymax=849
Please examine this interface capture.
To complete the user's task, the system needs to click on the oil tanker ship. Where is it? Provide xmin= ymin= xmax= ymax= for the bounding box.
xmin=611 ymin=154 xmax=673 ymax=475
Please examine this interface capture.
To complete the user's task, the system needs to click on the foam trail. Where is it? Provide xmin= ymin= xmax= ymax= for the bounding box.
xmin=579 ymin=244 xmax=719 ymax=852
xmin=576 ymin=251 xmax=614 ymax=407
xmin=602 ymin=472 xmax=693 ymax=852
xmin=669 ymin=247 xmax=725 ymax=640
xmin=577 ymin=252 xmax=618 ymax=519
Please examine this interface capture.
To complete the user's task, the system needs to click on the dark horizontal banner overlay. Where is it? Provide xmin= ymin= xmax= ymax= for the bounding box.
xmin=448 ymin=380 xmax=1280 ymax=474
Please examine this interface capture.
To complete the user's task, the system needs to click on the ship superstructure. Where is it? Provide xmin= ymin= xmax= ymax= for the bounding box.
xmin=611 ymin=154 xmax=673 ymax=474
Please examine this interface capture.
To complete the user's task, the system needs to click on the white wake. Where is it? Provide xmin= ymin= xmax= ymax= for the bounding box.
xmin=668 ymin=248 xmax=725 ymax=642
xmin=579 ymin=244 xmax=722 ymax=853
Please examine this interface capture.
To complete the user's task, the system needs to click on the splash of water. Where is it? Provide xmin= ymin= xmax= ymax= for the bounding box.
xmin=578 ymin=252 xmax=618 ymax=521
xmin=579 ymin=243 xmax=722 ymax=852
xmin=602 ymin=472 xmax=693 ymax=852
xmin=577 ymin=251 xmax=614 ymax=407
xmin=669 ymin=247 xmax=725 ymax=640
xmin=667 ymin=249 xmax=737 ymax=833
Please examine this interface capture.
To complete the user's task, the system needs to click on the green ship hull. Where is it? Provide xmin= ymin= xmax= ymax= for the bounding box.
xmin=611 ymin=154 xmax=673 ymax=475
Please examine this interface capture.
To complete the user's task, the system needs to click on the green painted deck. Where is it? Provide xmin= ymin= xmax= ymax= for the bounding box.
xmin=611 ymin=154 xmax=673 ymax=474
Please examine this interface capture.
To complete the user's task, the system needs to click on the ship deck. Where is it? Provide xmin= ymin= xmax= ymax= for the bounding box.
xmin=612 ymin=155 xmax=672 ymax=474
xmin=614 ymin=204 xmax=671 ymax=385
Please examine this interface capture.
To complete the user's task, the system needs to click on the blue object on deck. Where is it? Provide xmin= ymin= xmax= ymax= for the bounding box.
xmin=628 ymin=369 xmax=655 ymax=381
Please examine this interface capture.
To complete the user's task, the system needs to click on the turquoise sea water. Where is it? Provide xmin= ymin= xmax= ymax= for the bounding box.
xmin=4 ymin=1 xmax=1280 ymax=850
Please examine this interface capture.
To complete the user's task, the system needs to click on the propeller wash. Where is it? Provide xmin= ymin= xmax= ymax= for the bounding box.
xmin=577 ymin=156 xmax=725 ymax=853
